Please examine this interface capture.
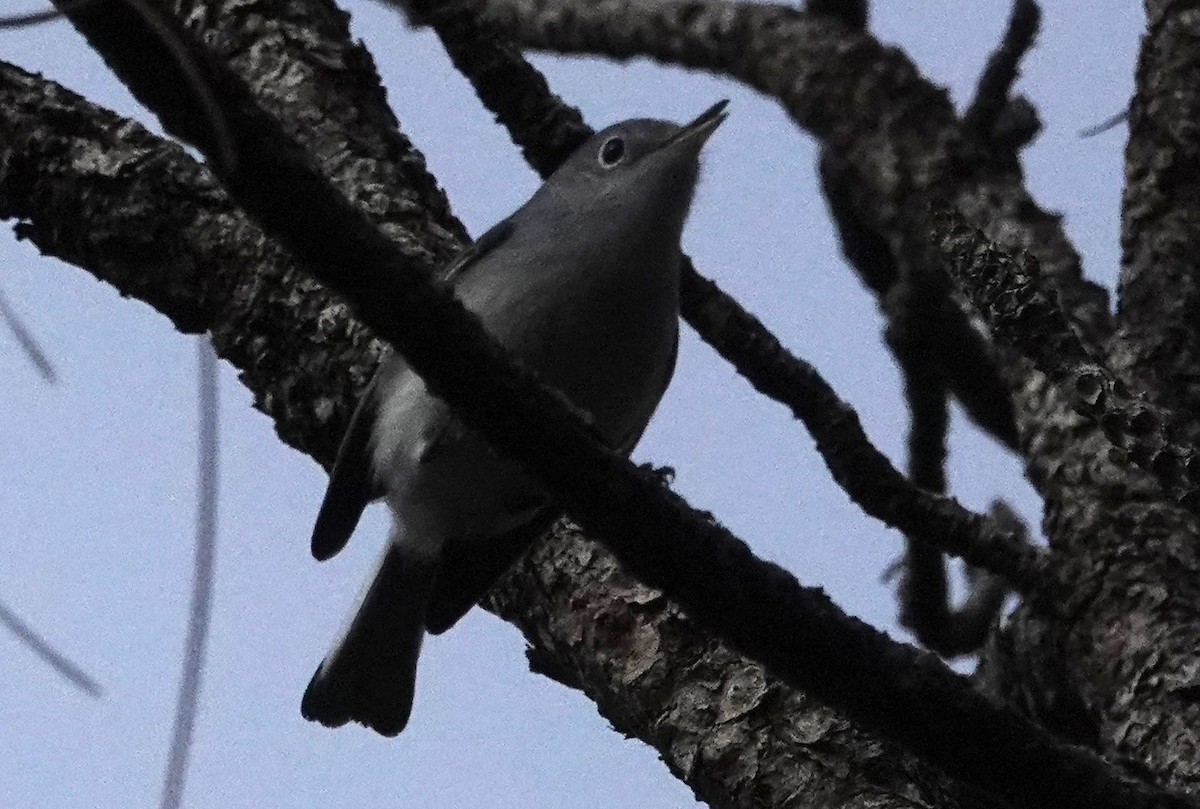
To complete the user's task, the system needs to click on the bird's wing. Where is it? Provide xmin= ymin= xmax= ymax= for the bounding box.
xmin=310 ymin=222 xmax=516 ymax=562
xmin=442 ymin=218 xmax=514 ymax=284
xmin=310 ymin=370 xmax=388 ymax=561
xmin=411 ymin=217 xmax=519 ymax=465
xmin=426 ymin=296 xmax=679 ymax=632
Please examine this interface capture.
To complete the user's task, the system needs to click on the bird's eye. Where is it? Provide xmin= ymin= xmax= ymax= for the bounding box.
xmin=597 ymin=136 xmax=626 ymax=168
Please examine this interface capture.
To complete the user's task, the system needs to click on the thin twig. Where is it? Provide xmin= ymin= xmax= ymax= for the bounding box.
xmin=0 ymin=0 xmax=93 ymax=29
xmin=159 ymin=339 xmax=219 ymax=809
xmin=45 ymin=5 xmax=1199 ymax=808
xmin=0 ymin=7 xmax=63 ymax=28
xmin=963 ymin=0 xmax=1041 ymax=139
xmin=1079 ymin=108 xmax=1128 ymax=138
xmin=0 ymin=286 xmax=57 ymax=383
xmin=0 ymin=596 xmax=102 ymax=697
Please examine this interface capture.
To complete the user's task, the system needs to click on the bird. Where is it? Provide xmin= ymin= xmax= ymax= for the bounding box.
xmin=301 ymin=100 xmax=728 ymax=736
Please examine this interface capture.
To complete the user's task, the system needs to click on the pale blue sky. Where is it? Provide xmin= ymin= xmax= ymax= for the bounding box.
xmin=1 ymin=2 xmax=1139 ymax=807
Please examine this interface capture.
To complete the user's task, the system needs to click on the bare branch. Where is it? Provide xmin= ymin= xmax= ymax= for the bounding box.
xmin=409 ymin=0 xmax=590 ymax=176
xmin=817 ymin=152 xmax=1019 ymax=448
xmin=886 ymin=264 xmax=953 ymax=650
xmin=489 ymin=522 xmax=983 ymax=809
xmin=962 ymin=0 xmax=1041 ymax=140
xmin=409 ymin=0 xmax=1038 ymax=590
xmin=158 ymin=339 xmax=219 ymax=809
xmin=38 ymin=6 xmax=1192 ymax=809
xmin=1079 ymin=108 xmax=1127 ymax=138
xmin=0 ymin=595 xmax=101 ymax=697
xmin=1114 ymin=3 xmax=1200 ymax=442
xmin=989 ymin=94 xmax=1042 ymax=153
xmin=0 ymin=0 xmax=90 ymax=30
xmin=0 ymin=286 xmax=58 ymax=383
xmin=804 ymin=0 xmax=867 ymax=30
xmin=884 ymin=251 xmax=1013 ymax=656
xmin=932 ymin=208 xmax=1200 ymax=514
xmin=0 ymin=7 xmax=64 ymax=28
xmin=682 ymin=267 xmax=1044 ymax=588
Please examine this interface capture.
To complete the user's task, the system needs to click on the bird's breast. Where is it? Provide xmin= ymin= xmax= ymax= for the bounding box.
xmin=456 ymin=239 xmax=680 ymax=445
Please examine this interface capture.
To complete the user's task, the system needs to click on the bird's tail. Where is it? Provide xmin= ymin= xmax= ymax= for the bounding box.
xmin=301 ymin=543 xmax=437 ymax=736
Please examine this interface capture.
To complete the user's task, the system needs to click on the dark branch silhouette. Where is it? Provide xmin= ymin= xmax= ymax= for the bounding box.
xmin=5 ymin=0 xmax=1200 ymax=806
xmin=0 ymin=286 xmax=57 ymax=383
xmin=962 ymin=0 xmax=1041 ymax=139
xmin=158 ymin=339 xmax=220 ymax=809
xmin=35 ymin=4 xmax=1193 ymax=808
xmin=932 ymin=209 xmax=1200 ymax=514
xmin=0 ymin=596 xmax=101 ymax=697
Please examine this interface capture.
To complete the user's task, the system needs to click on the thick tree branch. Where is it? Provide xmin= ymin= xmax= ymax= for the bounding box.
xmin=0 ymin=60 xmax=971 ymax=809
xmin=817 ymin=152 xmax=1019 ymax=450
xmin=935 ymin=204 xmax=1200 ymax=792
xmin=487 ymin=521 xmax=986 ymax=809
xmin=1114 ymin=3 xmax=1200 ymax=443
xmin=412 ymin=0 xmax=1038 ymax=592
xmin=12 ymin=6 xmax=1187 ymax=808
xmin=471 ymin=0 xmax=1110 ymax=352
xmin=932 ymin=210 xmax=1200 ymax=515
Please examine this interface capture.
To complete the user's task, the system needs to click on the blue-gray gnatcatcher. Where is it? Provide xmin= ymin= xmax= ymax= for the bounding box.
xmin=301 ymin=101 xmax=728 ymax=736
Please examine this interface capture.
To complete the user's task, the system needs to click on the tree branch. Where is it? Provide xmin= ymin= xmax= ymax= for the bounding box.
xmin=1113 ymin=3 xmax=1200 ymax=443
xmin=0 ymin=60 xmax=955 ymax=809
xmin=18 ymin=3 xmax=1191 ymax=806
xmin=817 ymin=152 xmax=1019 ymax=450
xmin=931 ymin=209 xmax=1200 ymax=515
xmin=487 ymin=521 xmax=989 ymax=809
xmin=471 ymin=0 xmax=1110 ymax=353
xmin=962 ymin=0 xmax=1041 ymax=141
xmin=411 ymin=0 xmax=1039 ymax=591
xmin=886 ymin=261 xmax=1011 ymax=657
xmin=803 ymin=0 xmax=867 ymax=31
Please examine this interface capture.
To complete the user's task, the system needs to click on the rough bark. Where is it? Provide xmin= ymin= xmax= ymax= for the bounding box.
xmin=1115 ymin=2 xmax=1200 ymax=442
xmin=0 ymin=46 xmax=962 ymax=809
xmin=464 ymin=0 xmax=1200 ymax=800
xmin=490 ymin=523 xmax=976 ymax=809
xmin=46 ymin=2 xmax=1173 ymax=806
xmin=6 ymin=0 xmax=1200 ymax=807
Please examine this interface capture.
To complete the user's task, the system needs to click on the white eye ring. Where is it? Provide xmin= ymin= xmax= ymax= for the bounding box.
xmin=597 ymin=136 xmax=626 ymax=168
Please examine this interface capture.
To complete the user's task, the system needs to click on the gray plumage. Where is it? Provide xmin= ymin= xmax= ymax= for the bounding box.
xmin=301 ymin=101 xmax=728 ymax=736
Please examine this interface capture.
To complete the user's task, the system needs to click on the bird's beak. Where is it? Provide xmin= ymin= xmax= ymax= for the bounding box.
xmin=661 ymin=99 xmax=729 ymax=154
